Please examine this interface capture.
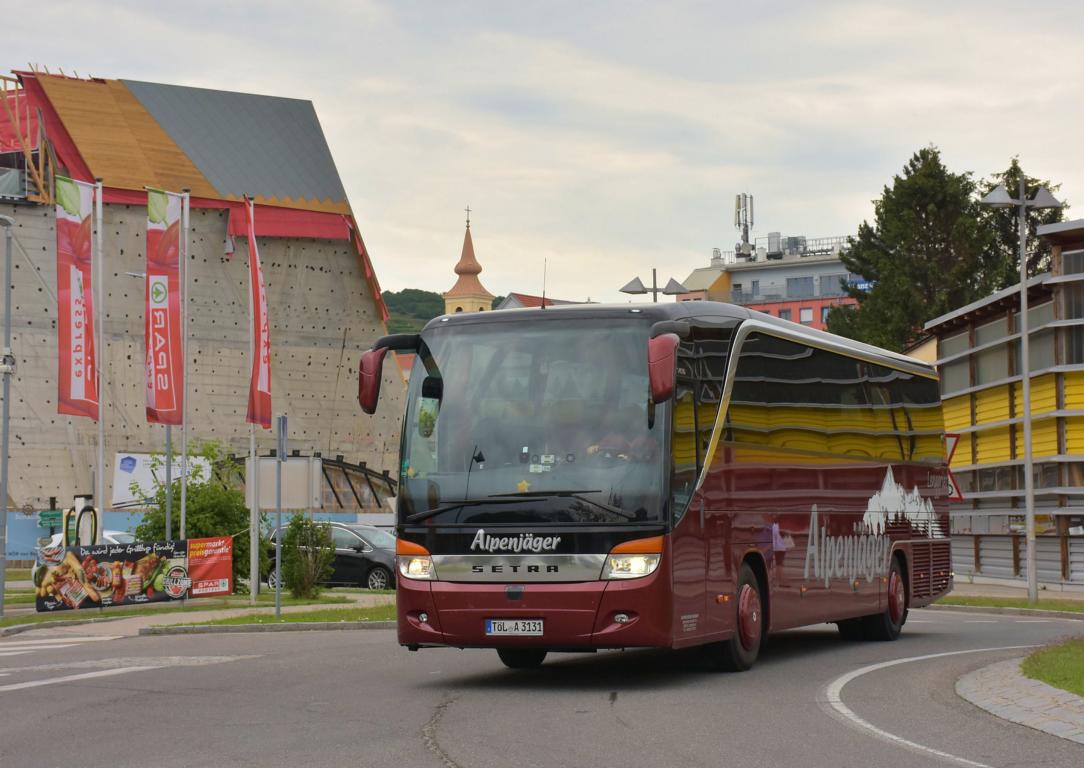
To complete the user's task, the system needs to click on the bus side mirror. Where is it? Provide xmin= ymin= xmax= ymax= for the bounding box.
xmin=648 ymin=333 xmax=679 ymax=403
xmin=359 ymin=347 xmax=389 ymax=414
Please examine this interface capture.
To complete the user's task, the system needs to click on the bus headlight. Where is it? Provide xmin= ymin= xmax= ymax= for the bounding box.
xmin=396 ymin=539 xmax=434 ymax=580
xmin=399 ymin=555 xmax=434 ymax=580
xmin=604 ymin=553 xmax=661 ymax=579
xmin=603 ymin=535 xmax=664 ymax=580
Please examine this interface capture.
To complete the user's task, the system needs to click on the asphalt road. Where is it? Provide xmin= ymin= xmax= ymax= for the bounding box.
xmin=1 ymin=609 xmax=1081 ymax=768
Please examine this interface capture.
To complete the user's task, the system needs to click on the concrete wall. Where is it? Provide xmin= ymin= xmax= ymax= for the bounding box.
xmin=1 ymin=200 xmax=406 ymax=512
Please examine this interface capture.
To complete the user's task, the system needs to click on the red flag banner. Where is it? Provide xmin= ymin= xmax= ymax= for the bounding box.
xmin=145 ymin=188 xmax=184 ymax=424
xmin=55 ymin=175 xmax=98 ymax=419
xmin=245 ymin=199 xmax=272 ymax=428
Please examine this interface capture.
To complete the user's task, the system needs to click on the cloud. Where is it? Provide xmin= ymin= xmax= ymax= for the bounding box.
xmin=5 ymin=0 xmax=1083 ymax=304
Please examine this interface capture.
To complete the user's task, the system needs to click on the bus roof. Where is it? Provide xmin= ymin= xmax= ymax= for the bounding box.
xmin=421 ymin=301 xmax=935 ymax=377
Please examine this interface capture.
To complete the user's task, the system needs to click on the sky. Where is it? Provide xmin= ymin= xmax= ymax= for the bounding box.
xmin=5 ymin=0 xmax=1084 ymax=303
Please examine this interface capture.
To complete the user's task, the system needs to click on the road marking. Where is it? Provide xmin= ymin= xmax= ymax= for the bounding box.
xmin=0 ymin=651 xmax=36 ymax=657
xmin=0 ymin=644 xmax=80 ymax=652
xmin=1015 ymin=620 xmax=1051 ymax=623
xmin=822 ymin=645 xmax=1036 ymax=768
xmin=964 ymin=620 xmax=997 ymax=623
xmin=0 ymin=666 xmax=162 ymax=692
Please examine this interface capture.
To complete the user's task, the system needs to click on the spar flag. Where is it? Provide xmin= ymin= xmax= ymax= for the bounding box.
xmin=145 ymin=188 xmax=183 ymax=424
xmin=244 ymin=198 xmax=272 ymax=428
xmin=55 ymin=175 xmax=99 ymax=419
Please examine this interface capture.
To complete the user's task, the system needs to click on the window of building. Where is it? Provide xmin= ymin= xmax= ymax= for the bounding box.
xmin=1063 ymin=249 xmax=1084 ymax=275
xmin=1066 ymin=326 xmax=1084 ymax=364
xmin=940 ymin=359 xmax=969 ymax=394
xmin=821 ymin=306 xmax=831 ymax=324
xmin=779 ymin=308 xmax=792 ymax=321
xmin=799 ymin=307 xmax=813 ymax=325
xmin=1028 ymin=330 xmax=1056 ymax=371
xmin=1063 ymin=284 xmax=1084 ymax=320
xmin=976 ymin=318 xmax=1007 ymax=346
xmin=1012 ymin=301 xmax=1055 ymax=333
xmin=975 ymin=346 xmax=1008 ymax=384
xmin=786 ymin=276 xmax=814 ymax=299
xmin=941 ymin=331 xmax=970 ymax=359
xmin=818 ymin=273 xmax=847 ymax=297
xmin=751 ymin=280 xmax=759 ymax=297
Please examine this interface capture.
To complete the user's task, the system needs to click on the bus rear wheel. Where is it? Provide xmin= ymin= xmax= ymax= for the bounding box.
xmin=497 ymin=648 xmax=547 ymax=669
xmin=715 ymin=562 xmax=764 ymax=672
xmin=864 ymin=557 xmax=907 ymax=641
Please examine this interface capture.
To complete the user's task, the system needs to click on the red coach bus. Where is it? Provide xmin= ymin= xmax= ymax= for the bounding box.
xmin=359 ymin=302 xmax=952 ymax=670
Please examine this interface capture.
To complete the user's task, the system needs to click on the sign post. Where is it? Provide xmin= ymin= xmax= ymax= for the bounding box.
xmin=275 ymin=414 xmax=286 ymax=619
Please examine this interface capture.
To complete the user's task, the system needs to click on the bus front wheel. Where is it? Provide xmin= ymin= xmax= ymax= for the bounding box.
xmin=715 ymin=562 xmax=764 ymax=672
xmin=497 ymin=648 xmax=547 ymax=669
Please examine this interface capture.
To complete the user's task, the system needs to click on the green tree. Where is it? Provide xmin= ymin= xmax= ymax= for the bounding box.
xmin=382 ymin=288 xmax=445 ymax=333
xmin=978 ymin=157 xmax=1068 ymax=288
xmin=281 ymin=514 xmax=334 ymax=599
xmin=827 ymin=147 xmax=995 ymax=351
xmin=133 ymin=441 xmax=268 ymax=593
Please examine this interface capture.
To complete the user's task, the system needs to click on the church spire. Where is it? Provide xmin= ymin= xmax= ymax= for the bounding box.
xmin=444 ymin=208 xmax=494 ymax=313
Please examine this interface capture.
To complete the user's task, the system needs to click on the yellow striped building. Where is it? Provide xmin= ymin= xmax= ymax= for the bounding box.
xmin=925 ymin=220 xmax=1084 ymax=585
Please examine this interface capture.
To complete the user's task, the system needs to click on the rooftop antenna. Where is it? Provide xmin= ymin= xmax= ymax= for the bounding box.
xmin=734 ymin=193 xmax=754 ymax=257
xmin=465 ymin=204 xmax=470 ymax=229
xmin=541 ymin=258 xmax=547 ymax=309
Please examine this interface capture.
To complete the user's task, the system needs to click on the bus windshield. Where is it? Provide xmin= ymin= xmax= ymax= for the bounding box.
xmin=398 ymin=318 xmax=667 ymax=525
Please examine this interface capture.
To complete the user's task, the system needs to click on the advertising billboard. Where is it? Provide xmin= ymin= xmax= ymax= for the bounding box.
xmin=34 ymin=536 xmax=233 ymax=612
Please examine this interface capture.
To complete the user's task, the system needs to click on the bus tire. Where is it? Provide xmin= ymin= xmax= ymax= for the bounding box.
xmin=863 ymin=556 xmax=907 ymax=641
xmin=716 ymin=562 xmax=764 ymax=672
xmin=497 ymin=648 xmax=547 ymax=669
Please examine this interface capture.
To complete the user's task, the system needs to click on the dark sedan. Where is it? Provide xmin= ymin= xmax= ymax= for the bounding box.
xmin=268 ymin=523 xmax=396 ymax=591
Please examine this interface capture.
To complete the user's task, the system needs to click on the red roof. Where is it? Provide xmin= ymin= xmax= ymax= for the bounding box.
xmin=505 ymin=292 xmax=571 ymax=308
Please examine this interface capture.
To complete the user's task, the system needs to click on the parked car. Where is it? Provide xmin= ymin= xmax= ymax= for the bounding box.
xmin=267 ymin=523 xmax=396 ymax=591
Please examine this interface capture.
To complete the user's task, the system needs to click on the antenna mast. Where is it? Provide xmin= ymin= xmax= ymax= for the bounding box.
xmin=734 ymin=193 xmax=754 ymax=257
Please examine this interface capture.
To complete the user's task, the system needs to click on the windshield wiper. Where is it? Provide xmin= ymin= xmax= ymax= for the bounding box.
xmin=487 ymin=490 xmax=636 ymax=521
xmin=405 ymin=497 xmax=535 ymax=524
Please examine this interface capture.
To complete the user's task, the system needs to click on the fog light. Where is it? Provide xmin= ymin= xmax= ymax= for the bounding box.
xmin=419 ymin=612 xmax=428 ymax=623
xmin=613 ymin=612 xmax=630 ymax=624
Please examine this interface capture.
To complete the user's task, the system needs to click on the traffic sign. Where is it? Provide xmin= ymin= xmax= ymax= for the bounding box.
xmin=944 ymin=433 xmax=964 ymax=502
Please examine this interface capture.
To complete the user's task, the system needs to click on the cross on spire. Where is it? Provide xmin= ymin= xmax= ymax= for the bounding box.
xmin=465 ymin=205 xmax=471 ymax=228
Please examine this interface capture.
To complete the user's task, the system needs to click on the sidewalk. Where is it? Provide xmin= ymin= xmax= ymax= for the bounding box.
xmin=957 ymin=658 xmax=1084 ymax=745
xmin=10 ymin=591 xmax=395 ymax=638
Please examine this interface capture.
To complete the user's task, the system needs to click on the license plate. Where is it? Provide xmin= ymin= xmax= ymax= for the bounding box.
xmin=485 ymin=618 xmax=543 ymax=636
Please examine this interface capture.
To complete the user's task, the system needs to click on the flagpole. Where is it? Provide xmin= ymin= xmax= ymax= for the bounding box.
xmin=249 ymin=423 xmax=258 ymax=604
xmin=246 ymin=195 xmax=260 ymax=604
xmin=180 ymin=189 xmax=190 ymax=539
xmin=94 ymin=179 xmax=105 ymax=542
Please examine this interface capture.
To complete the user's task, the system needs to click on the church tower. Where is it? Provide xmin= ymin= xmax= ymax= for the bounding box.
xmin=443 ymin=207 xmax=494 ymax=314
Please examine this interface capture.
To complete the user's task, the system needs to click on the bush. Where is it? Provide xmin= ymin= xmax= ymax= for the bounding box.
xmin=134 ymin=441 xmax=268 ymax=593
xmin=281 ymin=514 xmax=334 ymax=599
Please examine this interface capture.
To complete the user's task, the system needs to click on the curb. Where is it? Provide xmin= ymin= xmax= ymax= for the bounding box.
xmin=139 ymin=620 xmax=397 ymax=635
xmin=957 ymin=657 xmax=1084 ymax=745
xmin=925 ymin=603 xmax=1084 ymax=621
xmin=1 ymin=616 xmax=127 ymax=637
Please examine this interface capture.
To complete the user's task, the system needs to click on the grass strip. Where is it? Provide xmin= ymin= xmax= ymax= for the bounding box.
xmin=6 ymin=568 xmax=31 ymax=581
xmin=0 ymin=594 xmax=349 ymax=629
xmin=936 ymin=595 xmax=1084 ymax=613
xmin=1021 ymin=638 xmax=1084 ymax=698
xmin=180 ymin=604 xmax=396 ymax=626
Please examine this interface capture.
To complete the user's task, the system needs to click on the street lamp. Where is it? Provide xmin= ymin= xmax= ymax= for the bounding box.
xmin=620 ymin=268 xmax=688 ymax=303
xmin=980 ymin=179 xmax=1063 ymax=605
